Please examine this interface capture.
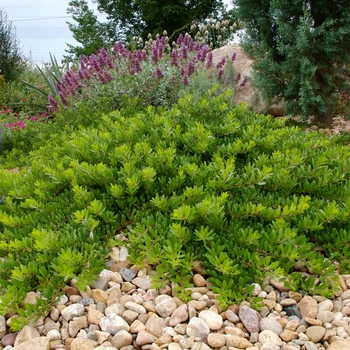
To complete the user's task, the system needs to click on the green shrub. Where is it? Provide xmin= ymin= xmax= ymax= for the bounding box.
xmin=1 ymin=90 xmax=349 ymax=330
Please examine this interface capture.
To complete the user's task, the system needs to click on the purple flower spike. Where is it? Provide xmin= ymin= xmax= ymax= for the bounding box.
xmin=171 ymin=49 xmax=179 ymax=67
xmin=155 ymin=67 xmax=164 ymax=79
xmin=231 ymin=52 xmax=237 ymax=61
xmin=183 ymin=74 xmax=189 ymax=86
xmin=152 ymin=47 xmax=159 ymax=64
xmin=177 ymin=33 xmax=183 ymax=45
xmin=187 ymin=61 xmax=195 ymax=76
xmin=134 ymin=58 xmax=142 ymax=72
xmin=206 ymin=52 xmax=213 ymax=69
xmin=181 ymin=45 xmax=188 ymax=60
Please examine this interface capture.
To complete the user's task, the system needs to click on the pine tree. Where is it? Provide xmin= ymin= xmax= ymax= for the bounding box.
xmin=234 ymin=0 xmax=350 ymax=125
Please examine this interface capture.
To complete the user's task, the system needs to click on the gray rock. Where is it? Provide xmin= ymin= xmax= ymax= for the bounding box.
xmin=238 ymin=305 xmax=261 ymax=333
xmin=78 ymin=298 xmax=95 ymax=306
xmin=119 ymin=268 xmax=137 ymax=281
xmin=258 ymin=330 xmax=283 ymax=347
xmin=61 ymin=303 xmax=85 ymax=321
xmin=186 ymin=317 xmax=210 ymax=338
xmin=260 ymin=317 xmax=283 ymax=335
xmin=99 ymin=314 xmax=130 ymax=335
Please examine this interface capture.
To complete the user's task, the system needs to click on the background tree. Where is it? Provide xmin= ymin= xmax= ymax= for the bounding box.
xmin=66 ymin=0 xmax=115 ymax=59
xmin=234 ymin=0 xmax=350 ymax=125
xmin=0 ymin=8 xmax=24 ymax=82
xmin=96 ymin=0 xmax=226 ymax=40
xmin=66 ymin=0 xmax=231 ymax=57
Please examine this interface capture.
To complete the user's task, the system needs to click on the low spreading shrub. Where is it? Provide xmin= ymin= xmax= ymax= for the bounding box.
xmin=1 ymin=90 xmax=349 ymax=330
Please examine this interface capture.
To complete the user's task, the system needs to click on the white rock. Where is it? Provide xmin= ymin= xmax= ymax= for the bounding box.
xmin=186 ymin=317 xmax=210 ymax=338
xmin=198 ymin=310 xmax=223 ymax=330
xmin=99 ymin=313 xmax=130 ymax=335
xmin=258 ymin=330 xmax=283 ymax=347
xmin=61 ymin=303 xmax=85 ymax=321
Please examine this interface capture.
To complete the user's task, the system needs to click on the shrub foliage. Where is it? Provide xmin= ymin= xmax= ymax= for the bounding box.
xmin=1 ymin=91 xmax=350 ymax=329
xmin=234 ymin=0 xmax=350 ymax=125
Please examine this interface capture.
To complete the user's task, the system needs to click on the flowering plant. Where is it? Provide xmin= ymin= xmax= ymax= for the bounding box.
xmin=48 ymin=33 xmax=243 ymax=115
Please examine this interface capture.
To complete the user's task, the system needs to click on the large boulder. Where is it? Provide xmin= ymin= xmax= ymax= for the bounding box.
xmin=211 ymin=44 xmax=271 ymax=114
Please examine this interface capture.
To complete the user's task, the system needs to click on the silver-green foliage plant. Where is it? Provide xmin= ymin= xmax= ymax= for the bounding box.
xmin=47 ymin=33 xmax=241 ymax=119
xmin=1 ymin=90 xmax=350 ymax=330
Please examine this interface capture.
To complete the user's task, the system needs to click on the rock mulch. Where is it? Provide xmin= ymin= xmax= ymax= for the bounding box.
xmin=1 ymin=246 xmax=350 ymax=350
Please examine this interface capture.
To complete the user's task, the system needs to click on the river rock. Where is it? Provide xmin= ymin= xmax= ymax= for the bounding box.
xmin=61 ymin=303 xmax=85 ymax=321
xmin=186 ymin=317 xmax=210 ymax=338
xmin=260 ymin=318 xmax=283 ymax=335
xmin=14 ymin=325 xmax=40 ymax=347
xmin=99 ymin=314 xmax=130 ymax=335
xmin=258 ymin=330 xmax=283 ymax=347
xmin=298 ymin=296 xmax=317 ymax=319
xmin=12 ymin=337 xmax=50 ymax=350
xmin=198 ymin=310 xmax=223 ymax=330
xmin=238 ymin=305 xmax=261 ymax=333
xmin=168 ymin=304 xmax=189 ymax=326
xmin=305 ymin=326 xmax=326 ymax=343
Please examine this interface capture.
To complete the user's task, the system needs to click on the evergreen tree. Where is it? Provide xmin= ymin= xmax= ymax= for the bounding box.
xmin=96 ymin=0 xmax=226 ymax=40
xmin=66 ymin=0 xmax=114 ymax=59
xmin=0 ymin=8 xmax=24 ymax=82
xmin=66 ymin=0 xmax=229 ymax=58
xmin=234 ymin=0 xmax=350 ymax=125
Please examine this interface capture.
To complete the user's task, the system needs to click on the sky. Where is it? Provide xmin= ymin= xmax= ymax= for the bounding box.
xmin=2 ymin=0 xmax=232 ymax=64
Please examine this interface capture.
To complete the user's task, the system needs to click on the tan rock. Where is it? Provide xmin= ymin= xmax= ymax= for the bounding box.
xmin=70 ymin=337 xmax=98 ymax=350
xmin=305 ymin=326 xmax=326 ymax=343
xmin=207 ymin=333 xmax=227 ymax=348
xmin=68 ymin=316 xmax=88 ymax=337
xmin=87 ymin=307 xmax=104 ymax=325
xmin=188 ymin=300 xmax=207 ymax=311
xmin=12 ymin=337 xmax=50 ymax=350
xmin=168 ymin=304 xmax=189 ymax=327
xmin=130 ymin=319 xmax=146 ymax=333
xmin=227 ymin=335 xmax=253 ymax=348
xmin=192 ymin=274 xmax=206 ymax=287
xmin=279 ymin=329 xmax=298 ymax=342
xmin=298 ymin=296 xmax=318 ymax=319
xmin=90 ymin=289 xmax=108 ymax=304
xmin=135 ymin=330 xmax=157 ymax=346
xmin=145 ymin=314 xmax=167 ymax=338
xmin=328 ymin=340 xmax=350 ymax=350
xmin=14 ymin=325 xmax=40 ymax=347
xmin=304 ymin=317 xmax=322 ymax=326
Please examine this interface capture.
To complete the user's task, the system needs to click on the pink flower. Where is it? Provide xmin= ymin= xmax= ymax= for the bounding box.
xmin=32 ymin=116 xmax=38 ymax=121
